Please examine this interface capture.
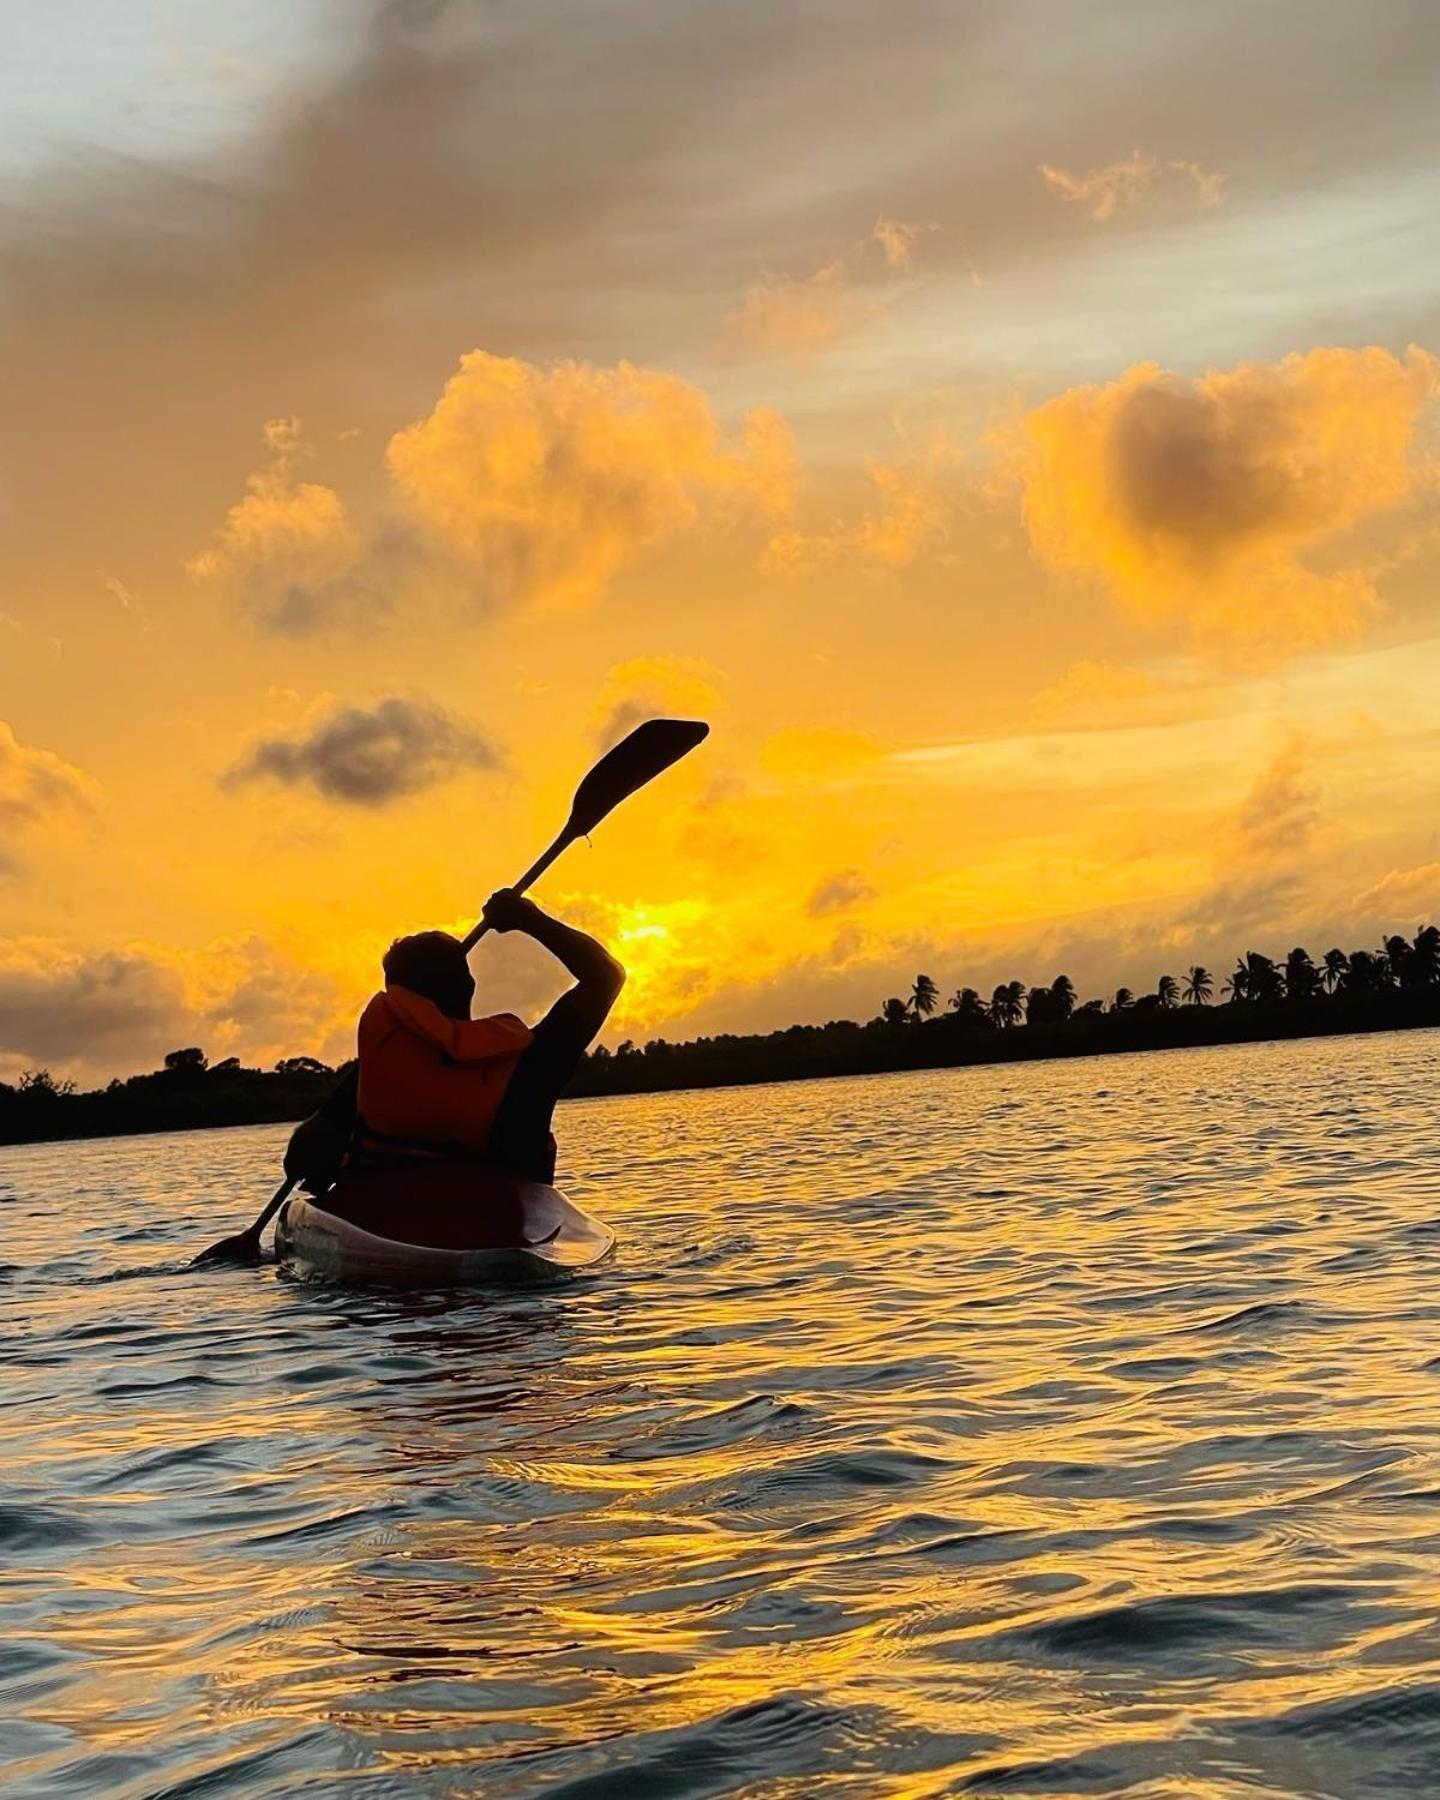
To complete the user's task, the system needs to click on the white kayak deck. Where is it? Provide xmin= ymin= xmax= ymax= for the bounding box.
xmin=275 ymin=1184 xmax=615 ymax=1287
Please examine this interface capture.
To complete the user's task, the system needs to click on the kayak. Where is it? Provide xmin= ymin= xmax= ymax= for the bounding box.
xmin=275 ymin=1168 xmax=615 ymax=1287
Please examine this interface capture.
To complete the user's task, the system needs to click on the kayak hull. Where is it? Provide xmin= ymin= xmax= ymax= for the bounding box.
xmin=275 ymin=1182 xmax=615 ymax=1287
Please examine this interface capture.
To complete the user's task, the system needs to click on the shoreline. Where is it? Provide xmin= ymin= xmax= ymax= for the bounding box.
xmin=4 ymin=993 xmax=1437 ymax=1151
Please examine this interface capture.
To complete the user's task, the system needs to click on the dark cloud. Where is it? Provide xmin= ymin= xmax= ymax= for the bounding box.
xmin=0 ymin=936 xmax=347 ymax=1084
xmin=225 ymin=695 xmax=499 ymax=805
xmin=806 ymin=867 xmax=879 ymax=916
xmin=0 ymin=948 xmax=187 ymax=1072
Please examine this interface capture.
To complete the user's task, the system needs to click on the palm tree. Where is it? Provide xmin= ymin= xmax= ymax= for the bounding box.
xmin=1412 ymin=926 xmax=1440 ymax=987
xmin=1025 ymin=984 xmax=1054 ymax=1025
xmin=910 ymin=973 xmax=939 ymax=1018
xmin=990 ymin=980 xmax=1025 ymax=1029
xmin=1183 ymin=965 xmax=1212 ymax=1006
xmin=1050 ymin=974 xmax=1076 ymax=1020
xmin=1226 ymin=951 xmax=1282 ymax=1005
xmin=1341 ymin=950 xmax=1386 ymax=993
xmin=949 ymin=987 xmax=989 ymax=1024
xmin=880 ymin=996 xmax=910 ymax=1027
xmin=1111 ymin=986 xmax=1134 ymax=1012
xmin=1383 ymin=935 xmax=1412 ymax=987
xmin=1320 ymin=948 xmax=1349 ymax=994
xmin=1156 ymin=974 xmax=1179 ymax=1009
xmin=1284 ymin=947 xmax=1318 ymax=1003
xmin=1249 ymin=951 xmax=1284 ymax=1004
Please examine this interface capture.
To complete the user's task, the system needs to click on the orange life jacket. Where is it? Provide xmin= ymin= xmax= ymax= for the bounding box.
xmin=354 ymin=985 xmax=532 ymax=1159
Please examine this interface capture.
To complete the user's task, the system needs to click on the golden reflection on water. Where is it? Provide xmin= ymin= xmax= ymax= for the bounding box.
xmin=7 ymin=1033 xmax=1440 ymax=1795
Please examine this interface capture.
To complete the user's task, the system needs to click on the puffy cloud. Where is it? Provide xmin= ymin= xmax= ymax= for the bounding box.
xmin=590 ymin=657 xmax=724 ymax=751
xmin=387 ymin=352 xmax=794 ymax=609
xmin=0 ymin=934 xmax=347 ymax=1085
xmin=0 ymin=722 xmax=100 ymax=871
xmin=1038 ymin=150 xmax=1226 ymax=219
xmin=195 ymin=359 xmax=795 ymax=631
xmin=806 ymin=867 xmax=879 ymax=916
xmin=225 ymin=695 xmax=499 ymax=806
xmin=187 ymin=419 xmax=380 ymax=633
xmin=1008 ymin=346 xmax=1440 ymax=654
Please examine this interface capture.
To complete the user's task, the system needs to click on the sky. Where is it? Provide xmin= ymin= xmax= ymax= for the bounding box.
xmin=3 ymin=0 xmax=1440 ymax=1084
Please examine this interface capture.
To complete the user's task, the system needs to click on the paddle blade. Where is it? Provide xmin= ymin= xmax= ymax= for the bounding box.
xmin=565 ymin=718 xmax=709 ymax=837
xmin=191 ymin=1229 xmax=263 ymax=1268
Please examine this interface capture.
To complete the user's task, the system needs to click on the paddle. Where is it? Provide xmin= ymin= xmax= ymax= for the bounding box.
xmin=192 ymin=717 xmax=709 ymax=1268
xmin=461 ymin=718 xmax=709 ymax=950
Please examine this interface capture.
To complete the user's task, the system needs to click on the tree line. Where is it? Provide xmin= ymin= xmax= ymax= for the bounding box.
xmin=879 ymin=926 xmax=1440 ymax=1029
xmin=570 ymin=925 xmax=1440 ymax=1096
xmin=2 ymin=927 xmax=1438 ymax=1144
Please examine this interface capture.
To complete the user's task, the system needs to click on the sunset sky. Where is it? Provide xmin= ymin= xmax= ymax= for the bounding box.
xmin=3 ymin=0 xmax=1439 ymax=1084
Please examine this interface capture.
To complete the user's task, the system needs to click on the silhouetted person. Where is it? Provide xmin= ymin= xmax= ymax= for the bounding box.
xmin=284 ymin=889 xmax=624 ymax=1196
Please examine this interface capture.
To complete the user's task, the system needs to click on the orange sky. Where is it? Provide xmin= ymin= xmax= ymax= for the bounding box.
xmin=3 ymin=1 xmax=1440 ymax=1083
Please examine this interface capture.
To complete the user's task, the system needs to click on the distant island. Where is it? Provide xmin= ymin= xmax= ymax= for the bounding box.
xmin=3 ymin=928 xmax=1438 ymax=1146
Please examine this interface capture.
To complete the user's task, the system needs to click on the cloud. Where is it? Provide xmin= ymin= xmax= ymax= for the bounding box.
xmin=0 ymin=722 xmax=101 ymax=871
xmin=590 ymin=656 xmax=724 ymax=751
xmin=767 ymin=438 xmax=958 ymax=572
xmin=101 ymin=574 xmax=150 ymax=630
xmin=1156 ymin=739 xmax=1321 ymax=952
xmin=871 ymin=215 xmax=931 ymax=272
xmin=193 ymin=361 xmax=796 ymax=631
xmin=1007 ymin=345 xmax=1440 ymax=654
xmin=806 ymin=867 xmax=879 ymax=916
xmin=0 ymin=934 xmax=347 ymax=1085
xmin=1031 ymin=659 xmax=1162 ymax=723
xmin=1038 ymin=150 xmax=1226 ymax=219
xmin=386 ymin=352 xmax=794 ymax=609
xmin=724 ymin=260 xmax=854 ymax=360
xmin=724 ymin=217 xmax=929 ymax=363
xmin=225 ymin=695 xmax=499 ymax=806
xmin=1351 ymin=861 xmax=1440 ymax=924
xmin=1168 ymin=159 xmax=1227 ymax=209
xmin=187 ymin=419 xmax=381 ymax=633
xmin=1232 ymin=741 xmax=1319 ymax=861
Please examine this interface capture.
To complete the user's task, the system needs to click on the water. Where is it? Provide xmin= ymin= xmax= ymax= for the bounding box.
xmin=5 ymin=1032 xmax=1440 ymax=1798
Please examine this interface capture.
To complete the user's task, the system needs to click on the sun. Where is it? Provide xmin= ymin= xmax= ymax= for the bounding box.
xmin=601 ymin=899 xmax=719 ymax=1038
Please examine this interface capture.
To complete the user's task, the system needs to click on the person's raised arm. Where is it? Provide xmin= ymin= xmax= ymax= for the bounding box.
xmin=481 ymin=888 xmax=625 ymax=1033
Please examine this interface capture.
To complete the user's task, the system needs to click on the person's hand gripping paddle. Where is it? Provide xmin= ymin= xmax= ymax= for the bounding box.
xmin=192 ymin=719 xmax=709 ymax=1267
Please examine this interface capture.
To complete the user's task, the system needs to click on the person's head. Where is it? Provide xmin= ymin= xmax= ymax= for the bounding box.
xmin=382 ymin=931 xmax=474 ymax=1019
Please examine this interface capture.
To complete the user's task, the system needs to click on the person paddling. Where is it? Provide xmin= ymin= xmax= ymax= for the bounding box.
xmin=283 ymin=888 xmax=625 ymax=1199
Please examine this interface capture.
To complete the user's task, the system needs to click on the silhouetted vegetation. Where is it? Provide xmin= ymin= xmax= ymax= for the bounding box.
xmin=568 ymin=924 xmax=1440 ymax=1098
xmin=4 ymin=926 xmax=1440 ymax=1144
xmin=0 ymin=1051 xmax=347 ymax=1148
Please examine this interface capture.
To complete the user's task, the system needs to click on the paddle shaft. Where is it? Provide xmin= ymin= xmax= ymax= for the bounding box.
xmin=459 ymin=829 xmax=576 ymax=953
xmin=248 ymin=1175 xmax=298 ymax=1245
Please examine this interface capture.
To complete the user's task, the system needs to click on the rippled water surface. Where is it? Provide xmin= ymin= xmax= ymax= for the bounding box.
xmin=7 ymin=1033 xmax=1440 ymax=1798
